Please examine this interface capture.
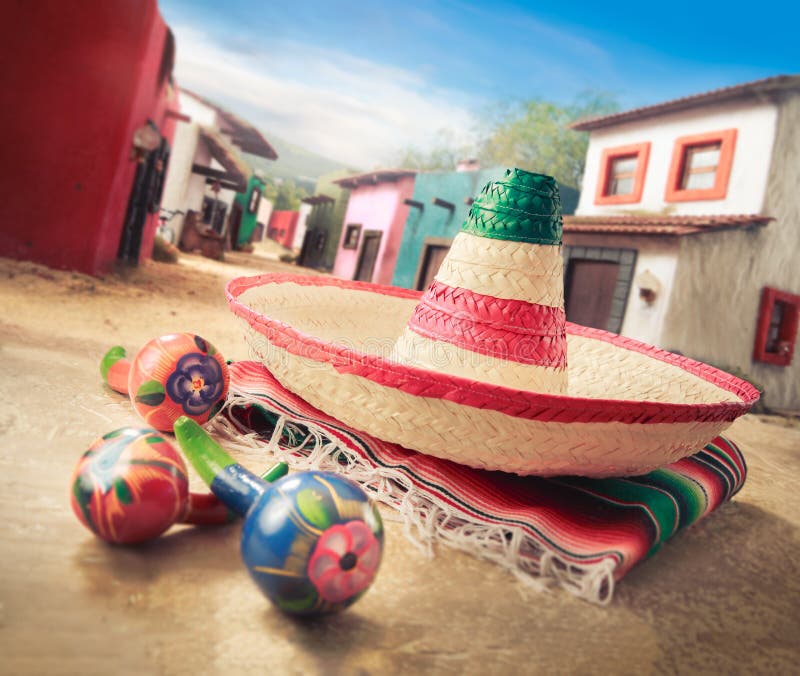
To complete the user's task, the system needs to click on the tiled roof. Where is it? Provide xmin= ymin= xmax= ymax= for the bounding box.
xmin=570 ymin=75 xmax=800 ymax=131
xmin=198 ymin=127 xmax=251 ymax=191
xmin=333 ymin=169 xmax=417 ymax=189
xmin=563 ymin=214 xmax=773 ymax=236
xmin=181 ymin=89 xmax=278 ymax=160
xmin=302 ymin=194 xmax=335 ymax=205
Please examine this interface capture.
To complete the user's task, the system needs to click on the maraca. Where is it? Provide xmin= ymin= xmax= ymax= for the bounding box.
xmin=70 ymin=427 xmax=287 ymax=544
xmin=100 ymin=333 xmax=229 ymax=432
xmin=174 ymin=417 xmax=384 ymax=615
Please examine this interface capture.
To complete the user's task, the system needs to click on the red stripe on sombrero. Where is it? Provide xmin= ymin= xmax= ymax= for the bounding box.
xmin=423 ymin=280 xmax=566 ymax=330
xmin=229 ymin=362 xmax=748 ymax=584
xmin=226 ymin=274 xmax=759 ymax=425
xmin=409 ymin=281 xmax=566 ymax=367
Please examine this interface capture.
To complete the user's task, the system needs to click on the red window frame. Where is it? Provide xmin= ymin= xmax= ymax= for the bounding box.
xmin=594 ymin=142 xmax=650 ymax=205
xmin=753 ymin=286 xmax=800 ymax=366
xmin=665 ymin=128 xmax=737 ymax=202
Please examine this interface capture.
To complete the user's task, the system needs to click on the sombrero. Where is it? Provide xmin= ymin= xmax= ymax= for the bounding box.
xmin=226 ymin=169 xmax=758 ymax=477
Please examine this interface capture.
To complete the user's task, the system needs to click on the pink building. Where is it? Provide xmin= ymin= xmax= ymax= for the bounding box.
xmin=332 ymin=170 xmax=417 ymax=284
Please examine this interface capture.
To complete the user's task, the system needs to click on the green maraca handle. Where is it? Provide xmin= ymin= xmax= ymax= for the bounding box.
xmin=174 ymin=416 xmax=278 ymax=517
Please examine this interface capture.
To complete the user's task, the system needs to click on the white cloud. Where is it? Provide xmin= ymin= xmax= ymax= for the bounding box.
xmin=171 ymin=25 xmax=480 ymax=169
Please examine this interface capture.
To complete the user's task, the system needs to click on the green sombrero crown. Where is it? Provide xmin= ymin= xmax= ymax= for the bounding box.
xmin=393 ymin=168 xmax=568 ymax=394
xmin=463 ymin=168 xmax=563 ymax=246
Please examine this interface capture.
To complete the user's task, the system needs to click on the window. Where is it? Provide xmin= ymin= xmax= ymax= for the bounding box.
xmin=595 ymin=143 xmax=650 ymax=205
xmin=248 ymin=188 xmax=261 ymax=214
xmin=343 ymin=224 xmax=362 ymax=250
xmin=753 ymin=287 xmax=800 ymax=366
xmin=201 ymin=196 xmax=227 ymax=233
xmin=607 ymin=156 xmax=637 ymax=195
xmin=665 ymin=129 xmax=737 ymax=202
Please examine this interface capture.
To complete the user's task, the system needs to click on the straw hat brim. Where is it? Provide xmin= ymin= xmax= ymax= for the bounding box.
xmin=227 ymin=273 xmax=758 ymax=477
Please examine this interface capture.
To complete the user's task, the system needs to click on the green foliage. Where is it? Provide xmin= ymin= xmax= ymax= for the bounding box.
xmin=394 ymin=92 xmax=619 ymax=189
xmin=478 ymin=93 xmax=619 ymax=188
xmin=263 ymin=179 xmax=309 ymax=211
xmin=396 ymin=129 xmax=475 ymax=171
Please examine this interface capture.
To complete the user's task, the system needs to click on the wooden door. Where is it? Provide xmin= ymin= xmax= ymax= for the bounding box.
xmin=417 ymin=244 xmax=450 ymax=290
xmin=355 ymin=230 xmax=382 ymax=282
xmin=228 ymin=203 xmax=243 ymax=250
xmin=118 ymin=136 xmax=169 ymax=264
xmin=564 ymin=259 xmax=620 ymax=330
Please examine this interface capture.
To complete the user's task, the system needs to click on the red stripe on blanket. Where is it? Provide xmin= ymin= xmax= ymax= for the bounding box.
xmin=227 ymin=361 xmax=748 ymax=587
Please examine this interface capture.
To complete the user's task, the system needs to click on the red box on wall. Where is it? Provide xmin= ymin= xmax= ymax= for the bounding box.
xmin=753 ymin=286 xmax=800 ymax=367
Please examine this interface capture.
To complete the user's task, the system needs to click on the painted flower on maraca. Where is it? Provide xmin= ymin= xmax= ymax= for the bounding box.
xmin=307 ymin=520 xmax=381 ymax=603
xmin=242 ymin=471 xmax=384 ymax=615
xmin=128 ymin=333 xmax=229 ymax=431
xmin=165 ymin=352 xmax=225 ymax=416
xmin=70 ymin=427 xmax=189 ymax=544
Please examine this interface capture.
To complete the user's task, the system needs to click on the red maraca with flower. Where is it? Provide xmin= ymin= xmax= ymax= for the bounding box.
xmin=101 ymin=333 xmax=229 ymax=432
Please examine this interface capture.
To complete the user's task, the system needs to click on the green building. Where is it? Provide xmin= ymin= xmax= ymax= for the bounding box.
xmin=232 ymin=173 xmax=266 ymax=248
xmin=297 ymin=168 xmax=353 ymax=271
xmin=391 ymin=168 xmax=578 ymax=290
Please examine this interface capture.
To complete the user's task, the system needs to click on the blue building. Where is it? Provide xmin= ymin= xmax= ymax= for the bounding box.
xmin=391 ymin=166 xmax=578 ymax=290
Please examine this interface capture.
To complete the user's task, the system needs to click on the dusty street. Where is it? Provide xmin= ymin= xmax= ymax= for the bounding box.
xmin=1 ymin=251 xmax=799 ymax=674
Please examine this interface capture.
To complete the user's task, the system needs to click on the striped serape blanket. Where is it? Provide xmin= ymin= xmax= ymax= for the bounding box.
xmin=215 ymin=361 xmax=748 ymax=605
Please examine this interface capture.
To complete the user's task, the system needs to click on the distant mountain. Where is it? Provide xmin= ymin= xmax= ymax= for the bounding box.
xmin=243 ymin=136 xmax=357 ymax=192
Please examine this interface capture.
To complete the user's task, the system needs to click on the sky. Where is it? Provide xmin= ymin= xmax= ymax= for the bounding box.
xmin=160 ymin=0 xmax=798 ymax=169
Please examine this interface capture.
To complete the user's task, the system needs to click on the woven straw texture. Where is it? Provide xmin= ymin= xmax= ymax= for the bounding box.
xmin=434 ymin=232 xmax=564 ymax=306
xmin=392 ymin=329 xmax=569 ymax=393
xmin=463 ymin=169 xmax=563 ymax=245
xmin=228 ymin=275 xmax=757 ymax=477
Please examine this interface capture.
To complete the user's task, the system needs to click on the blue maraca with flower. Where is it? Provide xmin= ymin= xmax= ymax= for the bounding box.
xmin=174 ymin=417 xmax=383 ymax=615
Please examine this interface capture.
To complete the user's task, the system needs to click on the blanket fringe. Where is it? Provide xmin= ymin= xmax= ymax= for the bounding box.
xmin=209 ymin=392 xmax=616 ymax=605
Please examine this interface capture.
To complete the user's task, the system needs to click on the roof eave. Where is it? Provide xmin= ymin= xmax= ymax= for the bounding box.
xmin=333 ymin=170 xmax=417 ymax=189
xmin=570 ymin=74 xmax=800 ymax=131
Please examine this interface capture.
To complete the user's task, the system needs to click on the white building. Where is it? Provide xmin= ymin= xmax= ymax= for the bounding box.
xmin=160 ymin=89 xmax=277 ymax=245
xmin=564 ymin=75 xmax=800 ymax=410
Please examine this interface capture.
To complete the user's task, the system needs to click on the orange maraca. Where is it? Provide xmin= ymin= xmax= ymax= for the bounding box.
xmin=101 ymin=333 xmax=229 ymax=432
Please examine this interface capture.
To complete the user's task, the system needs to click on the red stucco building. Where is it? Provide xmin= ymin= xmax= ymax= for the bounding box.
xmin=0 ymin=0 xmax=181 ymax=274
xmin=267 ymin=210 xmax=301 ymax=250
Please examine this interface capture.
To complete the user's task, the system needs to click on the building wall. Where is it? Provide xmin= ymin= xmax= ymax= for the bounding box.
xmin=332 ymin=175 xmax=415 ymax=284
xmin=160 ymin=93 xmax=219 ymax=242
xmin=562 ymin=233 xmax=680 ymax=346
xmin=577 ymin=100 xmax=779 ymax=217
xmin=256 ymin=198 xmax=274 ymax=241
xmin=390 ymin=168 xmax=578 ymax=290
xmin=268 ymin=210 xmax=300 ymax=249
xmin=0 ymin=0 xmax=177 ymax=274
xmin=391 ymin=168 xmax=501 ymax=289
xmin=233 ymin=175 xmax=266 ymax=246
xmin=306 ymin=170 xmax=353 ymax=271
xmin=292 ymin=203 xmax=313 ymax=250
xmin=661 ymin=92 xmax=800 ymax=408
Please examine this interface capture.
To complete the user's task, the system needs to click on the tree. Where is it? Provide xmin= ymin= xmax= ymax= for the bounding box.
xmin=263 ymin=178 xmax=308 ymax=211
xmin=393 ymin=93 xmax=619 ymax=189
xmin=394 ymin=129 xmax=476 ymax=171
xmin=477 ymin=93 xmax=619 ymax=188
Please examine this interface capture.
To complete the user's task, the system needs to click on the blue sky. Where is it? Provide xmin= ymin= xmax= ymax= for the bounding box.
xmin=161 ymin=0 xmax=798 ymax=168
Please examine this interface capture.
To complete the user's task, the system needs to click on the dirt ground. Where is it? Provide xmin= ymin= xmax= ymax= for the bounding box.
xmin=1 ymin=249 xmax=799 ymax=675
